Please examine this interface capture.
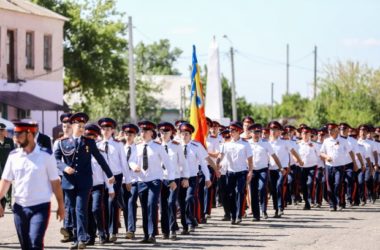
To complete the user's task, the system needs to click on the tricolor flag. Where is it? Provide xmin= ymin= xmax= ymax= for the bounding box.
xmin=189 ymin=45 xmax=208 ymax=147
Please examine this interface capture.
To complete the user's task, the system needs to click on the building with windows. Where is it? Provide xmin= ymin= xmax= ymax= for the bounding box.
xmin=0 ymin=0 xmax=68 ymax=136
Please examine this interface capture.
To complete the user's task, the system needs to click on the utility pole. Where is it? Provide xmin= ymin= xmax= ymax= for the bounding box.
xmin=313 ymin=45 xmax=317 ymax=99
xmin=286 ymin=44 xmax=289 ymax=95
xmin=229 ymin=47 xmax=237 ymax=121
xmin=128 ymin=16 xmax=137 ymax=123
xmin=271 ymin=82 xmax=274 ymax=120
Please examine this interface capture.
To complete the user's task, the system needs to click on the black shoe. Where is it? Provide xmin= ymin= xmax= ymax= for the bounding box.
xmin=170 ymin=231 xmax=177 ymax=241
xmin=147 ymin=236 xmax=156 ymax=244
xmin=303 ymin=206 xmax=311 ymax=210
xmin=162 ymin=234 xmax=169 ymax=239
xmin=78 ymin=241 xmax=86 ymax=249
xmin=263 ymin=212 xmax=268 ymax=219
xmin=140 ymin=238 xmax=149 ymax=243
xmin=279 ymin=210 xmax=284 ymax=216
xmin=189 ymin=226 xmax=195 ymax=232
xmin=236 ymin=218 xmax=242 ymax=224
xmin=60 ymin=227 xmax=73 ymax=243
xmin=180 ymin=230 xmax=190 ymax=235
xmin=273 ymin=212 xmax=281 ymax=218
xmin=222 ymin=216 xmax=231 ymax=221
xmin=99 ymin=237 xmax=106 ymax=245
xmin=231 ymin=219 xmax=236 ymax=225
xmin=200 ymin=218 xmax=207 ymax=224
xmin=85 ymin=239 xmax=95 ymax=246
xmin=125 ymin=231 xmax=135 ymax=239
xmin=251 ymin=217 xmax=260 ymax=222
xmin=69 ymin=242 xmax=78 ymax=250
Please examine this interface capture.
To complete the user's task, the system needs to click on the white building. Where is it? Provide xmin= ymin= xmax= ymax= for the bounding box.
xmin=0 ymin=0 xmax=68 ymax=136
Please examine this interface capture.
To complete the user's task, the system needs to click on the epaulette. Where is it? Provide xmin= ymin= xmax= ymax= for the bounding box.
xmin=296 ymin=140 xmax=301 ymax=144
xmin=58 ymin=136 xmax=69 ymax=141
xmin=113 ymin=138 xmax=120 ymax=143
xmin=242 ymin=138 xmax=249 ymax=142
xmin=153 ymin=141 xmax=161 ymax=145
xmin=136 ymin=142 xmax=143 ymax=145
xmin=172 ymin=140 xmax=180 ymax=145
xmin=40 ymin=147 xmax=52 ymax=154
xmin=190 ymin=142 xmax=198 ymax=147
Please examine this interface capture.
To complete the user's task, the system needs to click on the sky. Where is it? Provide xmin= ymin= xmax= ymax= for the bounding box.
xmin=118 ymin=0 xmax=380 ymax=104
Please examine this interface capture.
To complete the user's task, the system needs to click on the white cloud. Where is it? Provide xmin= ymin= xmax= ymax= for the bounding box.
xmin=342 ymin=38 xmax=380 ymax=48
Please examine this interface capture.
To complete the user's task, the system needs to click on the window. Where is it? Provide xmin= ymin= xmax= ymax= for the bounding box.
xmin=17 ymin=109 xmax=30 ymax=120
xmin=43 ymin=35 xmax=52 ymax=70
xmin=26 ymin=32 xmax=34 ymax=69
xmin=6 ymin=30 xmax=16 ymax=82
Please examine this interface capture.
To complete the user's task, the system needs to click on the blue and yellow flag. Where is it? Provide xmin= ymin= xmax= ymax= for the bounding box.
xmin=189 ymin=45 xmax=208 ymax=147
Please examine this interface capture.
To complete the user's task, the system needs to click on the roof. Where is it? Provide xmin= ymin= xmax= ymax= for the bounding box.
xmin=0 ymin=91 xmax=68 ymax=111
xmin=0 ymin=0 xmax=68 ymax=21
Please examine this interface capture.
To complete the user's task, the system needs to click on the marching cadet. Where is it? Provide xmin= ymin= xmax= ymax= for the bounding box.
xmin=178 ymin=122 xmax=214 ymax=235
xmin=133 ymin=120 xmax=176 ymax=244
xmin=53 ymin=113 xmax=74 ymax=243
xmin=268 ymin=121 xmax=303 ymax=218
xmin=320 ymin=123 xmax=357 ymax=211
xmin=84 ymin=124 xmax=115 ymax=245
xmin=0 ymin=122 xmax=65 ymax=250
xmin=241 ymin=116 xmax=254 ymax=140
xmin=205 ymin=120 xmax=221 ymax=221
xmin=121 ymin=123 xmax=140 ymax=240
xmin=218 ymin=129 xmax=231 ymax=221
xmin=97 ymin=117 xmax=129 ymax=242
xmin=216 ymin=121 xmax=253 ymax=224
xmin=54 ymin=112 xmax=115 ymax=249
xmin=248 ymin=123 xmax=281 ymax=220
xmin=365 ymin=126 xmax=379 ymax=203
xmin=350 ymin=127 xmax=366 ymax=205
xmin=158 ymin=122 xmax=189 ymax=240
xmin=297 ymin=126 xmax=320 ymax=210
xmin=313 ymin=128 xmax=327 ymax=207
xmin=0 ymin=123 xmax=15 ymax=209
xmin=340 ymin=123 xmax=364 ymax=207
xmin=357 ymin=125 xmax=376 ymax=205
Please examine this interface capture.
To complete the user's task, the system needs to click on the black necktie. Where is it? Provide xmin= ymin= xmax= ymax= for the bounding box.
xmin=143 ymin=144 xmax=148 ymax=170
xmin=162 ymin=145 xmax=168 ymax=170
xmin=184 ymin=145 xmax=187 ymax=159
xmin=127 ymin=146 xmax=132 ymax=161
xmin=105 ymin=141 xmax=109 ymax=160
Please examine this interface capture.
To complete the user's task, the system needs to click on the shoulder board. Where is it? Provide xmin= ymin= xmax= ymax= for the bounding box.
xmin=113 ymin=138 xmax=120 ymax=143
xmin=241 ymin=138 xmax=249 ymax=142
xmin=190 ymin=142 xmax=198 ymax=147
xmin=153 ymin=141 xmax=161 ymax=145
xmin=296 ymin=141 xmax=301 ymax=144
xmin=136 ymin=142 xmax=143 ymax=145
xmin=172 ymin=140 xmax=180 ymax=145
xmin=58 ymin=136 xmax=70 ymax=141
xmin=40 ymin=147 xmax=51 ymax=154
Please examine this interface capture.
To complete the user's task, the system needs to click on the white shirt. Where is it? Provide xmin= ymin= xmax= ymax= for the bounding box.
xmin=289 ymin=139 xmax=299 ymax=166
xmin=248 ymin=139 xmax=273 ymax=170
xmin=124 ymin=143 xmax=140 ymax=183
xmin=2 ymin=146 xmax=59 ymax=207
xmin=91 ymin=157 xmax=114 ymax=192
xmin=221 ymin=138 xmax=253 ymax=172
xmin=181 ymin=140 xmax=210 ymax=181
xmin=339 ymin=136 xmax=353 ymax=165
xmin=53 ymin=140 xmax=63 ymax=176
xmin=161 ymin=140 xmax=190 ymax=179
xmin=219 ymin=142 xmax=229 ymax=175
xmin=348 ymin=136 xmax=361 ymax=167
xmin=366 ymin=139 xmax=378 ymax=164
xmin=269 ymin=138 xmax=294 ymax=170
xmin=315 ymin=142 xmax=325 ymax=168
xmin=206 ymin=135 xmax=220 ymax=164
xmin=320 ymin=136 xmax=352 ymax=167
xmin=357 ymin=138 xmax=374 ymax=164
xmin=298 ymin=140 xmax=320 ymax=168
xmin=97 ymin=138 xmax=129 ymax=179
xmin=133 ymin=140 xmax=175 ymax=182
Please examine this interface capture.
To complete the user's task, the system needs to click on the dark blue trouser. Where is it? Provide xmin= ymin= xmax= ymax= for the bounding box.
xmin=88 ymin=184 xmax=106 ymax=240
xmin=108 ymin=174 xmax=125 ymax=235
xmin=179 ymin=176 xmax=197 ymax=231
xmin=250 ymin=168 xmax=269 ymax=219
xmin=227 ymin=170 xmax=247 ymax=220
xmin=326 ymin=165 xmax=343 ymax=209
xmin=314 ymin=168 xmax=324 ymax=205
xmin=287 ymin=164 xmax=299 ymax=203
xmin=218 ymin=175 xmax=230 ymax=218
xmin=64 ymin=187 xmax=91 ymax=242
xmin=344 ymin=163 xmax=354 ymax=204
xmin=269 ymin=169 xmax=284 ymax=212
xmin=197 ymin=170 xmax=206 ymax=221
xmin=204 ymin=166 xmax=216 ymax=216
xmin=126 ymin=183 xmax=138 ymax=232
xmin=138 ymin=180 xmax=162 ymax=239
xmin=13 ymin=202 xmax=50 ymax=250
xmin=161 ymin=179 xmax=180 ymax=234
xmin=301 ymin=166 xmax=317 ymax=208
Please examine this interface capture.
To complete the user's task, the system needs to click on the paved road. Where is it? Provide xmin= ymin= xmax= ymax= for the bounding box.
xmin=0 ymin=200 xmax=379 ymax=250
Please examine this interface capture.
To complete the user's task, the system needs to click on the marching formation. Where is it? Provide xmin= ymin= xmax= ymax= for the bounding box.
xmin=1 ymin=113 xmax=380 ymax=250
